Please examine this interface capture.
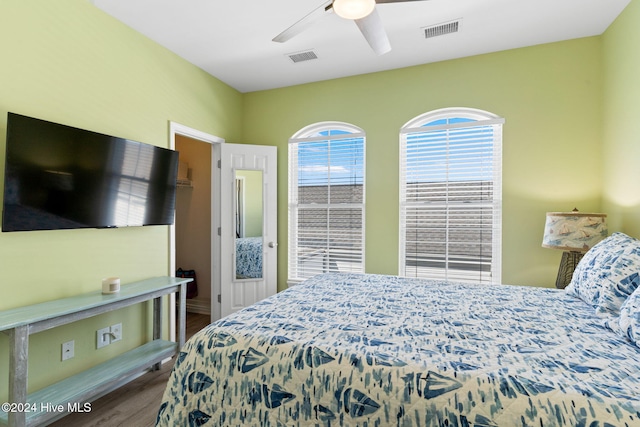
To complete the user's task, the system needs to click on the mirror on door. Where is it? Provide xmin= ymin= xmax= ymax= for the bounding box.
xmin=234 ymin=169 xmax=264 ymax=281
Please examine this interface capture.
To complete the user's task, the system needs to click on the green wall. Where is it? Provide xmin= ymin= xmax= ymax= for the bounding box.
xmin=0 ymin=1 xmax=242 ymax=398
xmin=602 ymin=0 xmax=640 ymax=236
xmin=243 ymin=37 xmax=604 ymax=290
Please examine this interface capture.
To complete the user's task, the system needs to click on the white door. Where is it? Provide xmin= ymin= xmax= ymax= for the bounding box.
xmin=220 ymin=143 xmax=277 ymax=317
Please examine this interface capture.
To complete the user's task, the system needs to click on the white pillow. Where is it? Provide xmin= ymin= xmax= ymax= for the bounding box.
xmin=612 ymin=286 xmax=640 ymax=347
xmin=566 ymin=232 xmax=640 ymax=315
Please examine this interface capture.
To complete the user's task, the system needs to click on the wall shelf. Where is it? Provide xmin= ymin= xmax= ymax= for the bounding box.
xmin=0 ymin=276 xmax=192 ymax=427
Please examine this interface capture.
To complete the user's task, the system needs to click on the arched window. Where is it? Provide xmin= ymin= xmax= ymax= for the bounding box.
xmin=399 ymin=108 xmax=503 ymax=284
xmin=288 ymin=122 xmax=365 ymax=284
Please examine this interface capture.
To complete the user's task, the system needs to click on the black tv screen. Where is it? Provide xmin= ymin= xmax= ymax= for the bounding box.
xmin=2 ymin=113 xmax=179 ymax=232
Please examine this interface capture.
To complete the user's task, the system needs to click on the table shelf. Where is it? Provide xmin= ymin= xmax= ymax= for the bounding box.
xmin=0 ymin=276 xmax=191 ymax=427
xmin=0 ymin=340 xmax=177 ymax=426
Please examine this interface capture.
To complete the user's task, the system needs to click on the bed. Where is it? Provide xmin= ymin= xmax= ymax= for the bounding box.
xmin=157 ymin=233 xmax=640 ymax=427
xmin=235 ymin=237 xmax=263 ymax=279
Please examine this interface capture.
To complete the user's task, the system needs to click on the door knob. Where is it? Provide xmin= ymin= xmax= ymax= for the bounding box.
xmin=268 ymin=242 xmax=278 ymax=248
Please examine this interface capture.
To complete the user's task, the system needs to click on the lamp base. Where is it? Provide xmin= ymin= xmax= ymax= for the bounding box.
xmin=555 ymin=251 xmax=584 ymax=289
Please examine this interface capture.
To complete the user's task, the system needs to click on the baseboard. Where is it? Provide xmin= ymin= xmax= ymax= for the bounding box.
xmin=186 ymin=298 xmax=210 ymax=315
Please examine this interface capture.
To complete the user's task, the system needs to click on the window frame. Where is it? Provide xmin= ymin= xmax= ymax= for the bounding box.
xmin=399 ymin=107 xmax=503 ymax=284
xmin=288 ymin=121 xmax=366 ymax=285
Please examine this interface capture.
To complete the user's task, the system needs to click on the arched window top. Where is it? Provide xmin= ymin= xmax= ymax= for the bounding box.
xmin=291 ymin=121 xmax=365 ymax=141
xmin=402 ymin=107 xmax=504 ymax=132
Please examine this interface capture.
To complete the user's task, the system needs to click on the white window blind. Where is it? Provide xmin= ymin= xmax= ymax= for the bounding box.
xmin=400 ymin=108 xmax=503 ymax=284
xmin=288 ymin=123 xmax=365 ymax=284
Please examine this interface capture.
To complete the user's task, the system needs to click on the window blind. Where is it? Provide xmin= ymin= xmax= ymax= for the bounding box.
xmin=400 ymin=112 xmax=503 ymax=284
xmin=288 ymin=126 xmax=365 ymax=284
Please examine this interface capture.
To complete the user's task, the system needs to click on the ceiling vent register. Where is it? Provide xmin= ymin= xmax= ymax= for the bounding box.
xmin=288 ymin=50 xmax=319 ymax=63
xmin=423 ymin=20 xmax=461 ymax=39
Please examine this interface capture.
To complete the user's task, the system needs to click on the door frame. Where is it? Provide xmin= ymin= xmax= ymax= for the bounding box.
xmin=169 ymin=122 xmax=224 ymax=339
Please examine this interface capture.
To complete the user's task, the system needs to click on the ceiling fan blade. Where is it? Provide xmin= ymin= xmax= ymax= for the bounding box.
xmin=354 ymin=7 xmax=391 ymax=55
xmin=272 ymin=0 xmax=333 ymax=43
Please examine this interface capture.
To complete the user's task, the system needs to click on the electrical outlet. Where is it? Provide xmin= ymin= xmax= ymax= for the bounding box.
xmin=97 ymin=327 xmax=111 ymax=349
xmin=62 ymin=340 xmax=74 ymax=361
xmin=110 ymin=323 xmax=122 ymax=343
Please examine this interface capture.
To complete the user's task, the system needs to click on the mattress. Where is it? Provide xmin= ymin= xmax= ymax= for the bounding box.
xmin=156 ymin=273 xmax=640 ymax=426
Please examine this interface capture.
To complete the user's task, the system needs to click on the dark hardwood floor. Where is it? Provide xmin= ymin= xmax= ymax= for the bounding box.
xmin=49 ymin=312 xmax=210 ymax=427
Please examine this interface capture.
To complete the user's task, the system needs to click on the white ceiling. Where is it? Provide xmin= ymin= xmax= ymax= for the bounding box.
xmin=91 ymin=0 xmax=630 ymax=93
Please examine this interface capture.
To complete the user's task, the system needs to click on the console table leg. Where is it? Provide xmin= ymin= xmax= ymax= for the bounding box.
xmin=8 ymin=325 xmax=28 ymax=427
xmin=152 ymin=297 xmax=162 ymax=371
xmin=177 ymin=283 xmax=186 ymax=349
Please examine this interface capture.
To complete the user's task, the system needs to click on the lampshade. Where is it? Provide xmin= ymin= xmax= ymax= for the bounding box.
xmin=333 ymin=0 xmax=376 ymax=20
xmin=542 ymin=211 xmax=607 ymax=252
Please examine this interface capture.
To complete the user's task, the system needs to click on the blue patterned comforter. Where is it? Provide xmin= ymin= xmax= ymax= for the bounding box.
xmin=236 ymin=237 xmax=262 ymax=279
xmin=157 ymin=273 xmax=640 ymax=427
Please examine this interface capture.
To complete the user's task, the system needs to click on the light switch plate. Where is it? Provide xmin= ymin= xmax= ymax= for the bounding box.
xmin=62 ymin=340 xmax=74 ymax=361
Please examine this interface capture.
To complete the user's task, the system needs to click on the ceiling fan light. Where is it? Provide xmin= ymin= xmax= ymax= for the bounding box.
xmin=333 ymin=0 xmax=376 ymax=20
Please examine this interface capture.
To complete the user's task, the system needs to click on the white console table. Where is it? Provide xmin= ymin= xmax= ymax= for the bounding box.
xmin=0 ymin=276 xmax=192 ymax=427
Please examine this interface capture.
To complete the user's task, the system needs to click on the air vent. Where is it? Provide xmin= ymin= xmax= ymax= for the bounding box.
xmin=287 ymin=50 xmax=318 ymax=63
xmin=422 ymin=19 xmax=461 ymax=39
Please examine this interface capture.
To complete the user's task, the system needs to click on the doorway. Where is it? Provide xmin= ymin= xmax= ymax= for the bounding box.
xmin=175 ymin=135 xmax=212 ymax=318
xmin=169 ymin=122 xmax=224 ymax=330
xmin=168 ymin=122 xmax=278 ymax=331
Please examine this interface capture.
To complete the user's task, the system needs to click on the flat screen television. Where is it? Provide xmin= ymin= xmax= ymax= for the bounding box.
xmin=2 ymin=112 xmax=179 ymax=232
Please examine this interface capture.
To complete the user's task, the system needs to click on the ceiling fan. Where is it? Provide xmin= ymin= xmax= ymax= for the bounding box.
xmin=272 ymin=0 xmax=428 ymax=56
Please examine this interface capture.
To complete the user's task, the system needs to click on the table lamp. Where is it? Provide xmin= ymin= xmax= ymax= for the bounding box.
xmin=542 ymin=209 xmax=607 ymax=289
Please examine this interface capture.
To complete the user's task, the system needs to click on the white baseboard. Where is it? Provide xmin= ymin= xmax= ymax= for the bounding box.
xmin=186 ymin=298 xmax=211 ymax=315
